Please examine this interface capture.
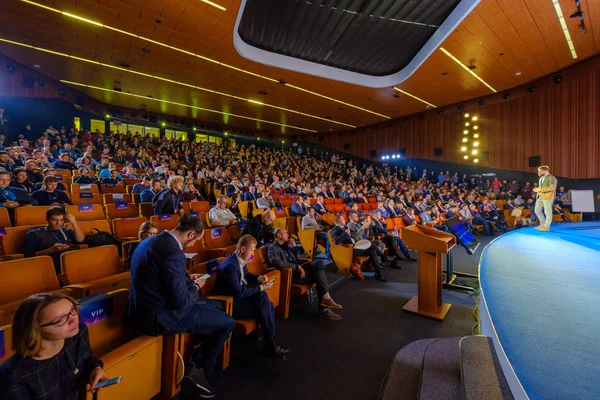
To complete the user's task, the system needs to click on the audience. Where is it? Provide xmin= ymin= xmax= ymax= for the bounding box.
xmin=242 ymin=209 xmax=275 ymax=247
xmin=153 ymin=175 xmax=184 ymax=216
xmin=209 ymin=195 xmax=238 ymax=227
xmin=32 ymin=176 xmax=72 ymax=206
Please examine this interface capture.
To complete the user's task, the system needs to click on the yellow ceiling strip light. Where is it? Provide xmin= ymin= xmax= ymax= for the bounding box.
xmin=439 ymin=48 xmax=497 ymax=93
xmin=552 ymin=0 xmax=577 ymax=59
xmin=20 ymin=0 xmax=389 ymax=120
xmin=199 ymin=0 xmax=226 ymax=12
xmin=0 ymin=37 xmax=355 ymax=128
xmin=60 ymin=80 xmax=317 ymax=133
xmin=392 ymin=87 xmax=437 ymax=108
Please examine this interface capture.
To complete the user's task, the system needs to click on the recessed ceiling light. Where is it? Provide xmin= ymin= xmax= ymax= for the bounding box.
xmin=515 ymin=72 xmax=522 ymax=76
xmin=155 ymin=19 xmax=162 ymax=23
xmin=441 ymin=72 xmax=448 ymax=76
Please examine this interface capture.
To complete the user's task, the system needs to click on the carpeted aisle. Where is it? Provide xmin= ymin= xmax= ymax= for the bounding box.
xmin=192 ymin=237 xmax=490 ymax=400
xmin=480 ymin=223 xmax=600 ymax=400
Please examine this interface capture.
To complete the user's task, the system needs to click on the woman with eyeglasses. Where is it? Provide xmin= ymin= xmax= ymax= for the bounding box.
xmin=125 ymin=221 xmax=158 ymax=270
xmin=0 ymin=293 xmax=108 ymax=399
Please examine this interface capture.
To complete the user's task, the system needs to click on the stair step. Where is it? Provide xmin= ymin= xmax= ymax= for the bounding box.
xmin=381 ymin=338 xmax=438 ymax=400
xmin=419 ymin=337 xmax=463 ymax=400
xmin=325 ymin=271 xmax=347 ymax=293
xmin=459 ymin=336 xmax=514 ymax=400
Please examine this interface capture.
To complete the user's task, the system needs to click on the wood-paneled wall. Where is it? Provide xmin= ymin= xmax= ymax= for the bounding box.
xmin=308 ymin=55 xmax=600 ymax=179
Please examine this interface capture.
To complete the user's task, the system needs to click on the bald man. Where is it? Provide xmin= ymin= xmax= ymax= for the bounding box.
xmin=242 ymin=209 xmax=276 ymax=246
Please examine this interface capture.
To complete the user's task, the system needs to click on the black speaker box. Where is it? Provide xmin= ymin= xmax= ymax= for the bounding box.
xmin=529 ymin=156 xmax=541 ymax=167
xmin=434 ymin=147 xmax=443 ymax=157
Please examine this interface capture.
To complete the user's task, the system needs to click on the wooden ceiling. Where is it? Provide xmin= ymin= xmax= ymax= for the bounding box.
xmin=0 ymin=0 xmax=598 ymax=135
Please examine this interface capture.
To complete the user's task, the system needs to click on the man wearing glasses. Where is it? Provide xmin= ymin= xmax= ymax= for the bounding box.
xmin=242 ymin=209 xmax=276 ymax=247
xmin=128 ymin=213 xmax=234 ymax=399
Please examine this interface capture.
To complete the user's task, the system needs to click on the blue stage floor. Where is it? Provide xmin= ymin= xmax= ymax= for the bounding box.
xmin=480 ymin=222 xmax=600 ymax=400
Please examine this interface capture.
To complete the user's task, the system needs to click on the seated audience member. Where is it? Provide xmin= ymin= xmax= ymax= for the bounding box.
xmin=125 ymin=221 xmax=158 ymax=269
xmin=51 ymin=153 xmax=76 ymax=171
xmin=214 ymin=234 xmax=290 ymax=358
xmin=140 ymin=178 xmax=162 ymax=203
xmin=384 ymin=199 xmax=401 ymax=217
xmin=181 ymin=180 xmax=203 ymax=202
xmin=301 ymin=207 xmax=330 ymax=253
xmin=552 ymin=203 xmax=571 ymax=222
xmin=98 ymin=163 xmax=121 ymax=179
xmin=153 ymin=175 xmax=185 ymax=216
xmin=402 ymin=208 xmax=418 ymax=226
xmin=290 ymin=195 xmax=307 ymax=217
xmin=225 ymin=176 xmax=242 ymax=197
xmin=34 ymin=168 xmax=67 ymax=191
xmin=243 ymin=185 xmax=258 ymax=201
xmin=332 ymin=215 xmax=387 ymax=282
xmin=25 ymin=160 xmax=44 ymax=184
xmin=268 ymin=228 xmax=342 ymax=320
xmin=0 ymin=293 xmax=108 ymax=398
xmin=512 ymin=204 xmax=533 ymax=227
xmin=128 ymin=214 xmax=234 ymax=398
xmin=131 ymin=175 xmax=151 ymax=194
xmin=376 ymin=201 xmax=390 ymax=218
xmin=468 ymin=204 xmax=495 ymax=236
xmin=77 ymin=156 xmax=95 ymax=172
xmin=446 ymin=205 xmax=474 ymax=231
xmin=73 ymin=167 xmax=97 ymax=184
xmin=0 ymin=150 xmax=16 ymax=172
xmin=313 ymin=195 xmax=329 ymax=215
xmin=256 ymin=190 xmax=276 ymax=209
xmin=242 ymin=209 xmax=275 ymax=246
xmin=503 ymin=199 xmax=515 ymax=210
xmin=0 ymin=170 xmax=37 ymax=222
xmin=372 ymin=210 xmax=415 ymax=263
xmin=419 ymin=207 xmax=450 ymax=232
xmin=23 ymin=206 xmax=84 ymax=274
xmin=10 ymin=167 xmax=35 ymax=194
xmin=514 ymin=194 xmax=524 ymax=206
xmin=209 ymin=195 xmax=238 ymax=227
xmin=560 ymin=189 xmax=572 ymax=212
xmin=32 ymin=176 xmax=72 ymax=206
xmin=100 ymin=169 xmax=122 ymax=185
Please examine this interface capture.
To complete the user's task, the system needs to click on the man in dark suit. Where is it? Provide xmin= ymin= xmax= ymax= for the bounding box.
xmin=243 ymin=185 xmax=257 ymax=202
xmin=132 ymin=157 xmax=147 ymax=170
xmin=153 ymin=176 xmax=184 ymax=215
xmin=331 ymin=215 xmax=387 ymax=282
xmin=268 ymin=228 xmax=341 ymax=320
xmin=313 ymin=195 xmax=329 ymax=215
xmin=128 ymin=214 xmax=234 ymax=398
xmin=213 ymin=234 xmax=291 ymax=358
xmin=32 ymin=176 xmax=72 ymax=207
xmin=0 ymin=170 xmax=37 ymax=224
xmin=242 ymin=210 xmax=275 ymax=247
xmin=290 ymin=196 xmax=306 ymax=217
xmin=225 ymin=177 xmax=242 ymax=198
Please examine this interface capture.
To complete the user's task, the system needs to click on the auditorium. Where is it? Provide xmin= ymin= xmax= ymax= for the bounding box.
xmin=1 ymin=0 xmax=599 ymax=399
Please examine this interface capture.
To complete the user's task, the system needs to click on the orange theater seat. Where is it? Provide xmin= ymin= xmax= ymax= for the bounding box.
xmin=103 ymin=193 xmax=132 ymax=205
xmin=14 ymin=206 xmax=51 ymax=226
xmin=0 ymin=225 xmax=43 ymax=260
xmin=71 ymin=192 xmax=103 ymax=205
xmin=67 ymin=204 xmax=106 ymax=221
xmin=100 ymin=184 xmax=127 ymax=194
xmin=0 ymin=256 xmax=70 ymax=325
xmin=190 ymin=201 xmax=211 ymax=213
xmin=83 ymin=289 xmax=163 ymax=400
xmin=0 ymin=207 xmax=12 ymax=227
xmin=113 ymin=217 xmax=147 ymax=241
xmin=203 ymin=227 xmax=236 ymax=253
xmin=105 ymin=203 xmax=138 ymax=220
xmin=138 ymin=202 xmax=154 ymax=218
xmin=272 ymin=207 xmax=286 ymax=218
xmin=150 ymin=214 xmax=179 ymax=232
xmin=71 ymin=183 xmax=100 ymax=194
xmin=66 ymin=219 xmax=112 ymax=237
xmin=61 ymin=245 xmax=129 ymax=298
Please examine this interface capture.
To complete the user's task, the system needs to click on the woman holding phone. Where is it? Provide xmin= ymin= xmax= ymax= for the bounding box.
xmin=0 ymin=293 xmax=109 ymax=399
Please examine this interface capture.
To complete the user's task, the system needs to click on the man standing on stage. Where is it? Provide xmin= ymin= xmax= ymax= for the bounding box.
xmin=534 ymin=166 xmax=557 ymax=232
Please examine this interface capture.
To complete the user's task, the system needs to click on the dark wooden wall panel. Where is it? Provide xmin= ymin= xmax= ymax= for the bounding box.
xmin=309 ymin=56 xmax=600 ymax=179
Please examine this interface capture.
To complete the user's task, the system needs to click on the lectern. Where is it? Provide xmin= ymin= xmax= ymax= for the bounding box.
xmin=401 ymin=224 xmax=456 ymax=320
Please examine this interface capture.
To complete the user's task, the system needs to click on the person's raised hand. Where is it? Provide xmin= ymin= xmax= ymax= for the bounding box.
xmin=88 ymin=367 xmax=109 ymax=393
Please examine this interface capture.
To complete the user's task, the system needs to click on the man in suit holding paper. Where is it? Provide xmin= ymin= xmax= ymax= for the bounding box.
xmin=128 ymin=214 xmax=234 ymax=399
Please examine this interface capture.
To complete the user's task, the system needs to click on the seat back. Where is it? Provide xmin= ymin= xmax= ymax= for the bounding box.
xmin=61 ymin=246 xmax=123 ymax=284
xmin=1 ymin=225 xmax=43 ymax=256
xmin=238 ymin=201 xmax=249 ymax=219
xmin=0 ymin=207 xmax=12 ymax=227
xmin=192 ymin=258 xmax=227 ymax=296
xmin=66 ymin=219 xmax=112 ymax=236
xmin=272 ymin=207 xmax=286 ymax=218
xmin=150 ymin=214 xmax=179 ymax=232
xmin=131 ymin=192 xmax=141 ymax=204
xmin=71 ymin=192 xmax=103 ymax=205
xmin=71 ymin=183 xmax=100 ymax=193
xmin=14 ymin=206 xmax=51 ymax=226
xmin=67 ymin=204 xmax=106 ymax=221
xmin=190 ymin=201 xmax=211 ymax=213
xmin=138 ymin=202 xmax=154 ymax=218
xmin=105 ymin=203 xmax=138 ymax=220
xmin=100 ymin=184 xmax=127 ymax=194
xmin=85 ymin=290 xmax=134 ymax=357
xmin=203 ymin=227 xmax=234 ymax=250
xmin=113 ymin=217 xmax=147 ymax=240
xmin=0 ymin=256 xmax=60 ymax=305
xmin=103 ymin=193 xmax=132 ymax=205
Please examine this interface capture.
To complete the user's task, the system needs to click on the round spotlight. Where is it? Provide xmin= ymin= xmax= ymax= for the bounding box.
xmin=473 ymin=142 xmax=479 ymax=147
xmin=473 ymin=125 xmax=478 ymax=130
xmin=396 ymin=154 xmax=401 ymax=158
xmin=462 ymin=138 xmax=468 ymax=143
xmin=463 ymin=130 xmax=469 ymax=134
xmin=381 ymin=156 xmax=385 ymax=161
xmin=465 ymin=122 xmax=470 ymax=127
xmin=474 ymin=134 xmax=479 ymax=138
xmin=105 ymin=114 xmax=111 ymax=119
xmin=474 ymin=159 xmax=479 ymax=163
xmin=464 ymin=113 xmax=470 ymax=118
xmin=386 ymin=156 xmax=390 ymax=160
xmin=527 ymin=85 xmax=536 ymax=93
xmin=161 ymin=122 xmax=166 ymax=127
xmin=552 ymin=75 xmax=562 ymax=84
xmin=464 ymin=155 xmax=469 ymax=160
xmin=461 ymin=146 xmax=467 ymax=151
xmin=472 ymin=116 xmax=478 ymax=121
xmin=472 ymin=150 xmax=478 ymax=155
xmin=392 ymin=155 xmax=396 ymax=159
xmin=282 ymin=140 xmax=285 ymax=144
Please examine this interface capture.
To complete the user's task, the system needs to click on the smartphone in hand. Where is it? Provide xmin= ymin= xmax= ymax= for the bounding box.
xmin=91 ymin=376 xmax=123 ymax=390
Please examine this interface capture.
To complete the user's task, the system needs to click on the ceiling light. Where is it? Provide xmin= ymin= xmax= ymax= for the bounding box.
xmin=393 ymin=88 xmax=437 ymax=108
xmin=19 ymin=0 xmax=388 ymax=119
xmin=515 ymin=72 xmax=522 ymax=76
xmin=198 ymin=0 xmax=226 ymax=11
xmin=464 ymin=113 xmax=470 ymax=118
xmin=439 ymin=48 xmax=497 ymax=93
xmin=474 ymin=159 xmax=479 ymax=163
xmin=472 ymin=150 xmax=478 ymax=155
xmin=381 ymin=156 xmax=385 ymax=161
xmin=392 ymin=155 xmax=396 ymax=159
xmin=105 ymin=114 xmax=110 ymax=119
xmin=462 ymin=138 xmax=468 ymax=143
xmin=224 ymin=132 xmax=228 ymax=136
xmin=472 ymin=116 xmax=478 ymax=121
xmin=257 ymin=137 xmax=260 ymax=141
xmin=161 ymin=122 xmax=166 ymax=127
xmin=552 ymin=0 xmax=578 ymax=59
xmin=61 ymin=80 xmax=317 ymax=133
xmin=0 ymin=37 xmax=356 ymax=129
xmin=281 ymin=140 xmax=285 ymax=144
xmin=248 ymin=99 xmax=264 ymax=105
xmin=473 ymin=142 xmax=479 ymax=147
xmin=473 ymin=125 xmax=478 ymax=130
xmin=474 ymin=134 xmax=479 ymax=138
xmin=396 ymin=154 xmax=401 ymax=158
xmin=464 ymin=155 xmax=469 ymax=160
xmin=465 ymin=122 xmax=470 ymax=127
xmin=463 ymin=130 xmax=468 ymax=134
xmin=461 ymin=146 xmax=467 ymax=151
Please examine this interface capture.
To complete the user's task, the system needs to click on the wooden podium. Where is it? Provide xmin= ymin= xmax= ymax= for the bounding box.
xmin=401 ymin=224 xmax=456 ymax=320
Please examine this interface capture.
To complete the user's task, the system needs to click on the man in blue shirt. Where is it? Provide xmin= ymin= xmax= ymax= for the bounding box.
xmin=131 ymin=175 xmax=151 ymax=194
xmin=140 ymin=179 xmax=163 ymax=203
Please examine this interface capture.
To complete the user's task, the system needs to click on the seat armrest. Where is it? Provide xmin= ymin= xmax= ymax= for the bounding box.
xmin=206 ymin=295 xmax=233 ymax=315
xmin=63 ymin=283 xmax=93 ymax=298
xmin=70 ymin=244 xmax=88 ymax=250
xmin=100 ymin=335 xmax=163 ymax=370
xmin=0 ymin=254 xmax=24 ymax=261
